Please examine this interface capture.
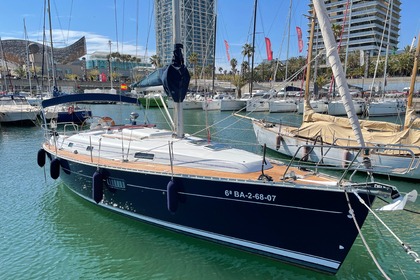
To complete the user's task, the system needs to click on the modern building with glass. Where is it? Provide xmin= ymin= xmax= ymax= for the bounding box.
xmin=309 ymin=0 xmax=400 ymax=56
xmin=86 ymin=52 xmax=153 ymax=81
xmin=154 ymin=0 xmax=216 ymax=68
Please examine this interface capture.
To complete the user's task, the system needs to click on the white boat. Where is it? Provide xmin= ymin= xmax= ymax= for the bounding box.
xmin=35 ymin=0 xmax=414 ymax=274
xmin=328 ymin=99 xmax=366 ymax=116
xmin=297 ymin=99 xmax=328 ymax=114
xmin=0 ymin=94 xmax=39 ymax=125
xmin=167 ymin=94 xmax=203 ymax=110
xmin=25 ymin=92 xmax=54 ymax=106
xmin=245 ymin=90 xmax=275 ymax=112
xmin=268 ymin=99 xmax=297 ymax=113
xmin=202 ymin=93 xmax=246 ymax=111
xmin=367 ymin=98 xmax=406 ymax=117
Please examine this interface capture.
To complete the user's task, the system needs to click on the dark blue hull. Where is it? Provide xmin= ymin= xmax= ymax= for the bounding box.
xmin=57 ymin=110 xmax=92 ymax=123
xmin=47 ymin=152 xmax=374 ymax=274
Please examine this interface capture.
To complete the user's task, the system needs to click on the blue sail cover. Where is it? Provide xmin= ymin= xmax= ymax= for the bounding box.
xmin=161 ymin=44 xmax=190 ymax=103
xmin=130 ymin=68 xmax=165 ymax=88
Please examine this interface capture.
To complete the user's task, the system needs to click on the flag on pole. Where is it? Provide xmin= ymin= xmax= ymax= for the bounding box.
xmin=224 ymin=40 xmax=230 ymax=62
xmin=296 ymin=27 xmax=303 ymax=53
xmin=265 ymin=37 xmax=273 ymax=61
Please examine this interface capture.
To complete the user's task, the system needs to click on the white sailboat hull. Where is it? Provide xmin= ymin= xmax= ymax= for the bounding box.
xmin=269 ymin=99 xmax=297 ymax=113
xmin=297 ymin=100 xmax=328 ymax=114
xmin=202 ymin=99 xmax=246 ymax=111
xmin=246 ymin=99 xmax=269 ymax=112
xmin=328 ymin=99 xmax=366 ymax=116
xmin=0 ymin=108 xmax=38 ymax=123
xmin=367 ymin=99 xmax=406 ymax=117
xmin=252 ymin=120 xmax=420 ymax=179
xmin=168 ymin=99 xmax=202 ymax=110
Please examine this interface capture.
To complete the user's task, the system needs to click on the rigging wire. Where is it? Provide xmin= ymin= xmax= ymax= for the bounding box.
xmin=135 ymin=0 xmax=139 ymax=57
xmin=51 ymin=0 xmax=67 ymax=46
xmin=66 ymin=0 xmax=74 ymax=46
xmin=121 ymin=0 xmax=125 ymax=54
xmin=114 ymin=0 xmax=119 ymax=52
xmin=143 ymin=0 xmax=154 ymax=61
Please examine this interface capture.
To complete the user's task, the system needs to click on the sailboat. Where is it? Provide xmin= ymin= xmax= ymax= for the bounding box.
xmin=366 ymin=0 xmax=407 ymax=117
xmin=39 ymin=0 xmax=91 ymax=124
xmin=250 ymin=3 xmax=420 ymax=180
xmin=37 ymin=0 xmax=414 ymax=275
xmin=0 ymin=94 xmax=39 ymax=125
xmin=0 ymin=38 xmax=40 ymax=126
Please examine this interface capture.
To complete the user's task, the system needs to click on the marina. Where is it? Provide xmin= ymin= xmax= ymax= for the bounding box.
xmin=1 ymin=0 xmax=420 ymax=279
xmin=1 ymin=104 xmax=420 ymax=279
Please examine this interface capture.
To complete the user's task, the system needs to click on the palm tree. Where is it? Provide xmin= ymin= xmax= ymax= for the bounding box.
xmin=331 ymin=23 xmax=342 ymax=42
xmin=188 ymin=52 xmax=199 ymax=88
xmin=230 ymin=58 xmax=237 ymax=75
xmin=150 ymin=55 xmax=161 ymax=68
xmin=241 ymin=61 xmax=249 ymax=77
xmin=242 ymin=43 xmax=254 ymax=92
xmin=14 ymin=66 xmax=26 ymax=78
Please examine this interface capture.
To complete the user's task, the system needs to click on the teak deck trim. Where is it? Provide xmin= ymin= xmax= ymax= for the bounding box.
xmin=44 ymin=143 xmax=337 ymax=186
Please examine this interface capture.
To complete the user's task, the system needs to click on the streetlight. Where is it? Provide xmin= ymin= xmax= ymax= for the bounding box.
xmin=81 ymin=57 xmax=86 ymax=81
xmin=109 ymin=40 xmax=113 ymax=89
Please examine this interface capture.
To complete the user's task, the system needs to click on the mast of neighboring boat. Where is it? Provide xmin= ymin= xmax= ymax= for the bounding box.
xmin=0 ymin=37 xmax=7 ymax=91
xmin=313 ymin=0 xmax=367 ymax=149
xmin=47 ymin=0 xmax=58 ymax=93
xmin=285 ymin=0 xmax=292 ymax=82
xmin=382 ymin=0 xmax=394 ymax=93
xmin=249 ymin=0 xmax=257 ymax=95
xmin=343 ymin=0 xmax=353 ymax=74
xmin=0 ymin=38 xmax=14 ymax=92
xmin=211 ymin=13 xmax=217 ymax=97
xmin=303 ymin=11 xmax=316 ymax=119
xmin=404 ymin=33 xmax=420 ymax=129
xmin=23 ymin=18 xmax=33 ymax=95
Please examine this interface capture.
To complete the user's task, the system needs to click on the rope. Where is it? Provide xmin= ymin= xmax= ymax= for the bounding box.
xmin=353 ymin=191 xmax=420 ymax=265
xmin=344 ymin=190 xmax=390 ymax=279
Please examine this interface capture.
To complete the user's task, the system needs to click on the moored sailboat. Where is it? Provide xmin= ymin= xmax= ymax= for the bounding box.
xmin=250 ymin=3 xmax=420 ymax=180
xmin=0 ymin=94 xmax=39 ymax=125
xmin=37 ymin=0 xmax=416 ymax=275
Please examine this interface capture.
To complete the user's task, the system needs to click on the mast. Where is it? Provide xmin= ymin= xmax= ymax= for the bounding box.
xmin=343 ymin=0 xmax=353 ymax=73
xmin=211 ymin=14 xmax=217 ymax=96
xmin=313 ymin=0 xmax=366 ymax=150
xmin=23 ymin=19 xmax=33 ymax=95
xmin=383 ymin=0 xmax=394 ymax=93
xmin=109 ymin=40 xmax=113 ymax=90
xmin=404 ymin=34 xmax=420 ymax=129
xmin=303 ymin=11 xmax=316 ymax=119
xmin=285 ymin=0 xmax=292 ymax=81
xmin=47 ymin=0 xmax=57 ymax=93
xmin=0 ymin=38 xmax=13 ymax=92
xmin=173 ymin=0 xmax=182 ymax=137
xmin=249 ymin=0 xmax=257 ymax=95
xmin=0 ymin=38 xmax=7 ymax=90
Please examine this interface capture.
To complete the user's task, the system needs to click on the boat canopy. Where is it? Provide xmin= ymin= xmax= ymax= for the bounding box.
xmin=41 ymin=93 xmax=139 ymax=108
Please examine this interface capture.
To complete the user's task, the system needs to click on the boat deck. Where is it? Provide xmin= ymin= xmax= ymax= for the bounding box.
xmin=43 ymin=143 xmax=339 ymax=187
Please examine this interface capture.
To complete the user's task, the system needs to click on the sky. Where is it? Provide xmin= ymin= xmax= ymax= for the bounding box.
xmin=0 ymin=0 xmax=419 ymax=71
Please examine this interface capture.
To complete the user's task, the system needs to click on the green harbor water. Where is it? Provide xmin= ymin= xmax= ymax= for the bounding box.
xmin=0 ymin=104 xmax=419 ymax=279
